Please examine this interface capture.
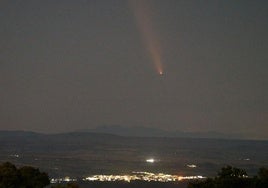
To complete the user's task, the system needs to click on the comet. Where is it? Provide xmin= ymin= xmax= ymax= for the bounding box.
xmin=129 ymin=0 xmax=164 ymax=75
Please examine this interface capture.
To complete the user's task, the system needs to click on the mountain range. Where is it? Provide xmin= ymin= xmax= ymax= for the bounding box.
xmin=79 ymin=125 xmax=246 ymax=140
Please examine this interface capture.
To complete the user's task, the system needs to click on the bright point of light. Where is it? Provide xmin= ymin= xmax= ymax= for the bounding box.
xmin=187 ymin=164 xmax=197 ymax=168
xmin=146 ymin=158 xmax=155 ymax=163
xmin=159 ymin=71 xmax=163 ymax=75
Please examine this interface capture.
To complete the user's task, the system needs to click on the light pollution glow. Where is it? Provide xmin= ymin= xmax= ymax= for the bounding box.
xmin=129 ymin=0 xmax=164 ymax=75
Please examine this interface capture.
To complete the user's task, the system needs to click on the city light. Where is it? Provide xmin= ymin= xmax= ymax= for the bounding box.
xmin=83 ymin=171 xmax=206 ymax=182
xmin=146 ymin=158 xmax=155 ymax=163
xmin=51 ymin=177 xmax=77 ymax=184
xmin=187 ymin=164 xmax=197 ymax=168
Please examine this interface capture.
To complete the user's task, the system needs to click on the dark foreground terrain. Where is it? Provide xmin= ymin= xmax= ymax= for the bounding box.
xmin=77 ymin=181 xmax=188 ymax=188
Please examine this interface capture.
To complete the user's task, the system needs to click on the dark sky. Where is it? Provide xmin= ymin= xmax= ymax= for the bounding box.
xmin=1 ymin=0 xmax=268 ymax=139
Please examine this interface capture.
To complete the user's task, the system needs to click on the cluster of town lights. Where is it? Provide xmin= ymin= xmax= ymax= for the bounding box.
xmin=51 ymin=172 xmax=205 ymax=183
xmin=83 ymin=172 xmax=205 ymax=182
xmin=83 ymin=171 xmax=205 ymax=183
xmin=51 ymin=159 xmax=204 ymax=183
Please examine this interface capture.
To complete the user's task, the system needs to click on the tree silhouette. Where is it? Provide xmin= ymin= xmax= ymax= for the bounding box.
xmin=19 ymin=166 xmax=50 ymax=188
xmin=218 ymin=165 xmax=247 ymax=179
xmin=256 ymin=167 xmax=268 ymax=188
xmin=187 ymin=166 xmax=268 ymax=188
xmin=0 ymin=162 xmax=49 ymax=188
xmin=0 ymin=162 xmax=20 ymax=188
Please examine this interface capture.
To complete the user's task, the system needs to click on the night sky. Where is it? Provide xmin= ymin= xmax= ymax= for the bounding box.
xmin=1 ymin=0 xmax=268 ymax=139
